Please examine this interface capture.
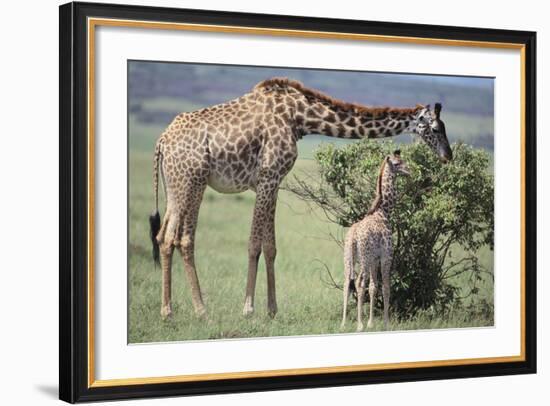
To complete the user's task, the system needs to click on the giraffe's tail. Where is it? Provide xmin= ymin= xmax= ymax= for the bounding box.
xmin=149 ymin=212 xmax=161 ymax=266
xmin=344 ymin=231 xmax=357 ymax=299
xmin=149 ymin=139 xmax=163 ymax=266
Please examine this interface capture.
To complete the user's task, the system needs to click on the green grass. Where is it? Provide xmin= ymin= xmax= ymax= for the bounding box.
xmin=128 ymin=123 xmax=494 ymax=343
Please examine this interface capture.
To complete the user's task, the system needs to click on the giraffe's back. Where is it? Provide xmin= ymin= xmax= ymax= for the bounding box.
xmin=348 ymin=214 xmax=392 ymax=265
xmin=159 ymin=89 xmax=299 ymax=195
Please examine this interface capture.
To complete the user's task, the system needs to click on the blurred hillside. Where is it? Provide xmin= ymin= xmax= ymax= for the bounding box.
xmin=129 ymin=61 xmax=494 ymax=151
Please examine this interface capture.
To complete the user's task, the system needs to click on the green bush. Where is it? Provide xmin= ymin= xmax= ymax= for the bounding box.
xmin=287 ymin=140 xmax=494 ymax=318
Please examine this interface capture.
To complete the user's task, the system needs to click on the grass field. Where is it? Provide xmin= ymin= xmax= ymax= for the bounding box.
xmin=128 ymin=122 xmax=494 ymax=344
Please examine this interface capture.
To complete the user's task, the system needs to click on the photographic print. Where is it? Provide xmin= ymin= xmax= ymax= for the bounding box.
xmin=60 ymin=3 xmax=535 ymax=401
xmin=128 ymin=62 xmax=495 ymax=343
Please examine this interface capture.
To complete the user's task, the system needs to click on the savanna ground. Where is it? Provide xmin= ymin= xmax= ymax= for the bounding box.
xmin=128 ymin=115 xmax=494 ymax=343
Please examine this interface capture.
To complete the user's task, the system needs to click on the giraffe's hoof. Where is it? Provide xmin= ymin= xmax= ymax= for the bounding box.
xmin=367 ymin=321 xmax=374 ymax=329
xmin=340 ymin=322 xmax=346 ymax=332
xmin=160 ymin=305 xmax=172 ymax=320
xmin=242 ymin=304 xmax=254 ymax=317
xmin=195 ymin=307 xmax=208 ymax=320
xmin=267 ymin=305 xmax=278 ymax=319
xmin=356 ymin=323 xmax=364 ymax=332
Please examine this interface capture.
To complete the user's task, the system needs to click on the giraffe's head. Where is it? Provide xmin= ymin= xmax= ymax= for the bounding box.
xmin=413 ymin=103 xmax=453 ymax=163
xmin=387 ymin=150 xmax=411 ymax=176
xmin=367 ymin=150 xmax=410 ymax=216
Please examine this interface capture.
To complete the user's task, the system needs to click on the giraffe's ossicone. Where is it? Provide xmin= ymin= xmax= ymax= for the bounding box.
xmin=148 ymin=77 xmax=451 ymax=320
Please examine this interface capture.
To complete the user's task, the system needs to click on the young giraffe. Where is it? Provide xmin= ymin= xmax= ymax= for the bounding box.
xmin=341 ymin=150 xmax=410 ymax=332
xmin=149 ymin=77 xmax=452 ymax=320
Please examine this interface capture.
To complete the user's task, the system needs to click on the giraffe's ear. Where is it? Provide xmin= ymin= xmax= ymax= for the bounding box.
xmin=416 ymin=105 xmax=430 ymax=121
xmin=393 ymin=149 xmax=401 ymax=157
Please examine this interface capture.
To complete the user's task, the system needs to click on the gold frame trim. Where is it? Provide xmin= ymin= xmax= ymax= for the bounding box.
xmin=87 ymin=17 xmax=527 ymax=388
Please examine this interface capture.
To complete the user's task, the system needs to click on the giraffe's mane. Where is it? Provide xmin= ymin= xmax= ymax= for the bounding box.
xmin=254 ymin=77 xmax=423 ymax=116
xmin=366 ymin=157 xmax=388 ymax=216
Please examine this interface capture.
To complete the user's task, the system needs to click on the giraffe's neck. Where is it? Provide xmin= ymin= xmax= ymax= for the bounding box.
xmin=295 ymin=95 xmax=420 ymax=140
xmin=368 ymin=162 xmax=397 ymax=219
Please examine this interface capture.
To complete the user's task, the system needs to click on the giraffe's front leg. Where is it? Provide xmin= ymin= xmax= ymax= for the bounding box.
xmin=263 ymin=198 xmax=278 ymax=318
xmin=381 ymin=249 xmax=393 ymax=330
xmin=243 ymin=180 xmax=278 ymax=317
xmin=243 ymin=233 xmax=261 ymax=317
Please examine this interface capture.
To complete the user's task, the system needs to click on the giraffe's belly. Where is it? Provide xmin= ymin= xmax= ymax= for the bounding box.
xmin=207 ymin=175 xmax=250 ymax=194
xmin=207 ymin=163 xmax=258 ymax=194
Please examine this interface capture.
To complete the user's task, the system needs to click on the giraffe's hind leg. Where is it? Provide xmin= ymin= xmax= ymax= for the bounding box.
xmin=160 ymin=242 xmax=174 ymax=319
xmin=356 ymin=243 xmax=375 ymax=331
xmin=177 ymin=182 xmax=208 ymax=319
xmin=341 ymin=271 xmax=351 ymax=330
xmin=157 ymin=208 xmax=179 ymax=319
xmin=341 ymin=238 xmax=355 ymax=330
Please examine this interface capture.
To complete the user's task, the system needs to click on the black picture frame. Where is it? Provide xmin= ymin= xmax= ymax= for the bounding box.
xmin=59 ymin=1 xmax=537 ymax=403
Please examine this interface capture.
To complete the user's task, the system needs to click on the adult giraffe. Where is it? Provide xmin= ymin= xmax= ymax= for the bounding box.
xmin=149 ymin=77 xmax=452 ymax=319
